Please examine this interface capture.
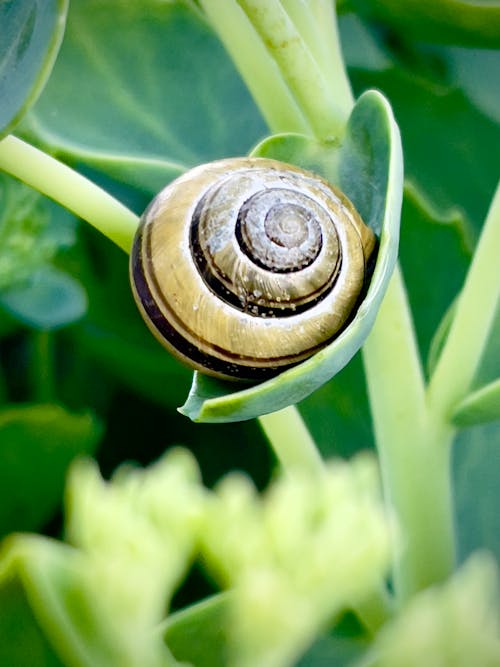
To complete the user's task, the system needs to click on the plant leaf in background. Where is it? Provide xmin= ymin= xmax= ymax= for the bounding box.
xmin=0 ymin=403 xmax=102 ymax=539
xmin=0 ymin=0 xmax=68 ymax=138
xmin=23 ymin=0 xmax=266 ymax=184
xmin=0 ymin=450 xmax=204 ymax=667
xmin=452 ymin=381 xmax=500 ymax=428
xmin=0 ymin=175 xmax=85 ymax=329
xmin=348 ymin=0 xmax=500 ymax=48
xmin=0 ymin=265 xmax=87 ymax=330
xmin=163 ymin=593 xmax=231 ymax=667
xmin=361 ymin=553 xmax=500 ymax=667
xmin=447 ymin=295 xmax=500 ymax=428
xmin=181 ymin=90 xmax=402 ymax=422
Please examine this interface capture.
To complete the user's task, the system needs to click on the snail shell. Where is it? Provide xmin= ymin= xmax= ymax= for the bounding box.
xmin=130 ymin=157 xmax=375 ymax=381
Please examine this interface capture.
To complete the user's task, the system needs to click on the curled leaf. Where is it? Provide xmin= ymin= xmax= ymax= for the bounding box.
xmin=181 ymin=90 xmax=403 ymax=422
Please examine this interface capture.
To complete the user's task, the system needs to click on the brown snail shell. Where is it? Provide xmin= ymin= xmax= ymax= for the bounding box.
xmin=130 ymin=157 xmax=376 ymax=381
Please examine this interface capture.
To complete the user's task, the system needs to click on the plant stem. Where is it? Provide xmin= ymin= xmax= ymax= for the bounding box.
xmin=198 ymin=0 xmax=310 ymax=135
xmin=352 ymin=584 xmax=393 ymax=636
xmin=31 ymin=330 xmax=55 ymax=403
xmin=427 ymin=180 xmax=500 ymax=418
xmin=284 ymin=0 xmax=354 ymax=108
xmin=363 ymin=267 xmax=455 ymax=603
xmin=258 ymin=406 xmax=325 ymax=477
xmin=236 ymin=0 xmax=348 ymax=139
xmin=0 ymin=135 xmax=138 ymax=253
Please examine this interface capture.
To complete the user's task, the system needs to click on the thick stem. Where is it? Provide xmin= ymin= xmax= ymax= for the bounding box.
xmin=427 ymin=180 xmax=500 ymax=418
xmin=258 ymin=405 xmax=324 ymax=477
xmin=0 ymin=135 xmax=138 ymax=253
xmin=363 ymin=267 xmax=455 ymax=602
xmin=299 ymin=0 xmax=352 ymax=124
xmin=237 ymin=0 xmax=348 ymax=139
xmin=198 ymin=0 xmax=310 ymax=135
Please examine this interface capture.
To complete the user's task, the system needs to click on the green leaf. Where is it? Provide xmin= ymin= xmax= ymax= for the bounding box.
xmin=25 ymin=0 xmax=266 ymax=169
xmin=0 ymin=265 xmax=87 ymax=329
xmin=400 ymin=183 xmax=472 ymax=366
xmin=454 ymin=423 xmax=500 ymax=562
xmin=349 ymin=0 xmax=500 ymax=48
xmin=299 ymin=353 xmax=374 ymax=459
xmin=0 ymin=509 xmax=182 ymax=667
xmin=181 ymin=90 xmax=402 ymax=422
xmin=362 ymin=553 xmax=500 ymax=666
xmin=0 ymin=403 xmax=102 ymax=538
xmin=0 ymin=0 xmax=68 ymax=138
xmin=0 ymin=175 xmax=78 ymax=291
xmin=452 ymin=381 xmax=500 ymax=428
xmin=444 ymin=47 xmax=500 ymax=125
xmin=0 ymin=536 xmax=172 ymax=667
xmin=427 ymin=267 xmax=496 ymax=430
xmin=75 ymin=158 xmax=185 ymax=211
xmin=350 ymin=57 xmax=500 ymax=231
xmin=474 ymin=299 xmax=500 ymax=389
xmin=338 ymin=14 xmax=391 ymax=73
xmin=0 ymin=569 xmax=64 ymax=667
xmin=164 ymin=594 xmax=369 ymax=667
xmin=69 ymin=232 xmax=193 ymax=409
xmin=296 ymin=633 xmax=368 ymax=667
xmin=164 ymin=594 xmax=231 ymax=667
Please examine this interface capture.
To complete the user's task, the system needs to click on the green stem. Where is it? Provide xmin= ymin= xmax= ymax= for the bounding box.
xmin=0 ymin=135 xmax=138 ymax=253
xmin=363 ymin=267 xmax=455 ymax=603
xmin=199 ymin=0 xmax=310 ymax=135
xmin=258 ymin=405 xmax=325 ymax=477
xmin=31 ymin=330 xmax=55 ymax=403
xmin=236 ymin=0 xmax=348 ymax=139
xmin=351 ymin=584 xmax=393 ymax=636
xmin=284 ymin=0 xmax=353 ymax=108
xmin=427 ymin=180 xmax=500 ymax=418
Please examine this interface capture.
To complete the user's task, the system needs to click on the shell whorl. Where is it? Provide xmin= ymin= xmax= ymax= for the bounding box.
xmin=130 ymin=157 xmax=376 ymax=380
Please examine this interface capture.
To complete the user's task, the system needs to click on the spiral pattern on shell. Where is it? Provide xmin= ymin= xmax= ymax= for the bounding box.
xmin=130 ymin=157 xmax=376 ymax=380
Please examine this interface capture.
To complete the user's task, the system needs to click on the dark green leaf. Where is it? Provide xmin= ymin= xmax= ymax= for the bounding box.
xmin=444 ymin=47 xmax=500 ymax=124
xmin=0 ymin=0 xmax=68 ymax=137
xmin=0 ymin=403 xmax=102 ymax=538
xmin=164 ymin=593 xmax=230 ymax=667
xmin=0 ymin=572 xmax=64 ymax=667
xmin=181 ymin=90 xmax=402 ymax=422
xmin=0 ymin=265 xmax=87 ymax=330
xmin=351 ymin=61 xmax=500 ymax=231
xmin=452 ymin=380 xmax=500 ymax=428
xmin=69 ymin=232 xmax=193 ymax=409
xmin=348 ymin=0 xmax=500 ymax=48
xmin=299 ymin=353 xmax=374 ymax=459
xmin=400 ymin=183 xmax=472 ymax=366
xmin=338 ymin=14 xmax=391 ymax=72
xmin=297 ymin=634 xmax=368 ymax=667
xmin=75 ymin=158 xmax=184 ymax=212
xmin=0 ymin=536 xmax=135 ymax=667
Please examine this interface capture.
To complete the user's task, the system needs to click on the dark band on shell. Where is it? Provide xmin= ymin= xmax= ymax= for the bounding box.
xmin=130 ymin=157 xmax=376 ymax=380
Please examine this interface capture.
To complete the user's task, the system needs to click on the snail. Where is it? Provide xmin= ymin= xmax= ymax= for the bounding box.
xmin=130 ymin=157 xmax=376 ymax=381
